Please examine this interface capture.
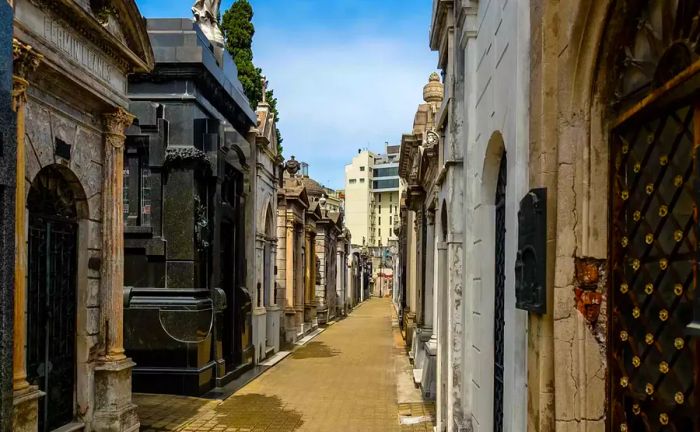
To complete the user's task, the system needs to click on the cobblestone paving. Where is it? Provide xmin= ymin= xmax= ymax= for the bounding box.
xmin=138 ymin=298 xmax=404 ymax=432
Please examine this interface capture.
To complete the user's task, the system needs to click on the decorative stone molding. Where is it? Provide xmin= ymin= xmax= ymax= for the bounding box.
xmin=423 ymin=72 xmax=444 ymax=104
xmin=24 ymin=0 xmax=154 ymax=73
xmin=284 ymin=155 xmax=301 ymax=176
xmin=102 ymin=108 xmax=134 ymax=147
xmin=164 ymin=147 xmax=210 ymax=169
xmin=11 ymin=39 xmax=42 ymax=111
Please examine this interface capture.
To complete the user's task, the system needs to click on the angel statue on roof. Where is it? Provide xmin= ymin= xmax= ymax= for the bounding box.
xmin=192 ymin=0 xmax=224 ymax=46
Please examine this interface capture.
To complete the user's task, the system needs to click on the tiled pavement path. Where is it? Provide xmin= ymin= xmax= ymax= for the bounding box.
xmin=137 ymin=298 xmax=431 ymax=432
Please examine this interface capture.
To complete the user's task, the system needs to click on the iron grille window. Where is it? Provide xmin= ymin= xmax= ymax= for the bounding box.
xmin=124 ymin=142 xmax=153 ymax=227
xmin=494 ymin=154 xmax=506 ymax=432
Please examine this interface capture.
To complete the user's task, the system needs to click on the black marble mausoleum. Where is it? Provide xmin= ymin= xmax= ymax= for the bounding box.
xmin=123 ymin=19 xmax=257 ymax=396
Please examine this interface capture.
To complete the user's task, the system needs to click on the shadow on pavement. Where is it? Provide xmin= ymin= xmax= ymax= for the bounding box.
xmin=290 ymin=341 xmax=341 ymax=359
xmin=135 ymin=393 xmax=220 ymax=431
xmin=215 ymin=393 xmax=304 ymax=430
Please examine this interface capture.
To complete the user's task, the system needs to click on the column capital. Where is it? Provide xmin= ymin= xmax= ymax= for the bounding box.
xmin=102 ymin=108 xmax=135 ymax=148
xmin=12 ymin=39 xmax=42 ymax=111
xmin=426 ymin=207 xmax=436 ymax=225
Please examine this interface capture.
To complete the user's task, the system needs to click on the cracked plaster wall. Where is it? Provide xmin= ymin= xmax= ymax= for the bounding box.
xmin=528 ymin=0 xmax=618 ymax=430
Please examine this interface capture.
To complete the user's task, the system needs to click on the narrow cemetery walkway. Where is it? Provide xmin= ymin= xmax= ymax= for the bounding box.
xmin=137 ymin=298 xmax=431 ymax=432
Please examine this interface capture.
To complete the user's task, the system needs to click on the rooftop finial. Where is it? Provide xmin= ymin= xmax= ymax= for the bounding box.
xmin=423 ymin=72 xmax=444 ymax=104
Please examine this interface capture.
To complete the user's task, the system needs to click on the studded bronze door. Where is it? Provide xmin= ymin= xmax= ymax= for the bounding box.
xmin=611 ymin=103 xmax=700 ymax=431
xmin=608 ymin=1 xmax=700 ymax=430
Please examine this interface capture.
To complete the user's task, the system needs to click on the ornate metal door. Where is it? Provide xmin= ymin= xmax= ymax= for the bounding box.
xmin=609 ymin=1 xmax=700 ymax=430
xmin=494 ymin=155 xmax=506 ymax=432
xmin=611 ymin=104 xmax=699 ymax=431
xmin=26 ymin=168 xmax=78 ymax=432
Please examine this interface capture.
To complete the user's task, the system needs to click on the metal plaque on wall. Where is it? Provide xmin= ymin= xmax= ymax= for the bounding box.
xmin=515 ymin=188 xmax=547 ymax=314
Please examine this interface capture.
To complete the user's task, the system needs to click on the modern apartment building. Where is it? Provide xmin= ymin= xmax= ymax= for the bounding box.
xmin=344 ymin=144 xmax=400 ymax=247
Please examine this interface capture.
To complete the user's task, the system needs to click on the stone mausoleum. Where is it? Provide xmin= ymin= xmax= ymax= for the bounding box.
xmin=123 ymin=18 xmax=257 ymax=396
xmin=10 ymin=0 xmax=154 ymax=431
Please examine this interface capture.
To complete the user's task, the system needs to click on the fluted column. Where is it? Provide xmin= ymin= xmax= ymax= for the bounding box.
xmin=100 ymin=108 xmax=134 ymax=361
xmin=11 ymin=39 xmax=42 ymax=393
xmin=91 ymin=108 xmax=139 ymax=432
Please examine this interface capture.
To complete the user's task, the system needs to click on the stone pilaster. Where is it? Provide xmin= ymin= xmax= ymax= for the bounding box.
xmin=93 ymin=108 xmax=139 ymax=432
xmin=11 ymin=38 xmax=43 ymax=432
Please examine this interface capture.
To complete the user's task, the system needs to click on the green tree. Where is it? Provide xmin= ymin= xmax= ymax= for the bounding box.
xmin=221 ymin=0 xmax=262 ymax=107
xmin=222 ymin=0 xmax=283 ymax=154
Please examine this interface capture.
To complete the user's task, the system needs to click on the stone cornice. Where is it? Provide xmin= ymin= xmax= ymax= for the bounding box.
xmin=429 ymin=0 xmax=454 ymax=52
xmin=24 ymin=0 xmax=153 ymax=73
xmin=131 ymin=65 xmax=256 ymax=134
xmin=399 ymin=133 xmax=420 ymax=179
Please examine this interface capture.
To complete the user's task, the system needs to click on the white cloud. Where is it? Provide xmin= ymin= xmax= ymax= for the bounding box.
xmin=254 ymin=32 xmax=436 ymax=189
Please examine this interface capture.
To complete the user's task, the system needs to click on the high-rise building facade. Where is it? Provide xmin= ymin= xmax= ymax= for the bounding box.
xmin=344 ymin=144 xmax=400 ymax=247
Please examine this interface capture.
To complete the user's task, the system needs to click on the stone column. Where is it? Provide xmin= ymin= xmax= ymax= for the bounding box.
xmin=336 ymin=247 xmax=343 ymax=316
xmin=100 ymin=108 xmax=134 ymax=361
xmin=11 ymin=38 xmax=43 ymax=432
xmin=93 ymin=108 xmax=139 ymax=432
xmin=285 ymin=220 xmax=294 ymax=309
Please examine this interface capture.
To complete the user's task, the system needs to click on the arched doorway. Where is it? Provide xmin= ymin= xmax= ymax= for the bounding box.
xmin=607 ymin=1 xmax=700 ymax=429
xmin=264 ymin=204 xmax=275 ymax=308
xmin=26 ymin=166 xmax=79 ymax=431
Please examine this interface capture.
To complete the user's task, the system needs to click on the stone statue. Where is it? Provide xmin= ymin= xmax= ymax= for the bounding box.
xmin=192 ymin=0 xmax=224 ymax=46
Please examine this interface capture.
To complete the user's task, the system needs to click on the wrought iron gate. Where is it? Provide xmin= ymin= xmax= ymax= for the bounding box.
xmin=26 ymin=168 xmax=78 ymax=432
xmin=494 ymin=155 xmax=506 ymax=432
xmin=27 ymin=219 xmax=78 ymax=431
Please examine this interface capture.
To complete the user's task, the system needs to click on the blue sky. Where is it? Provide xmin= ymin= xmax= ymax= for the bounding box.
xmin=135 ymin=0 xmax=437 ymax=189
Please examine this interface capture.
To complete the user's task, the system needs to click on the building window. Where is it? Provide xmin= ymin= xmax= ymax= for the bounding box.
xmin=389 ymin=216 xmax=392 ymax=225
xmin=379 ymin=217 xmax=381 ymax=225
xmin=349 ymin=179 xmax=356 ymax=184
xmin=360 ymin=166 xmax=366 ymax=171
xmin=373 ymin=167 xmax=399 ymax=177
xmin=372 ymin=178 xmax=399 ymax=189
xmin=377 ymin=194 xmax=382 ymax=203
xmin=360 ymin=178 xmax=365 ymax=183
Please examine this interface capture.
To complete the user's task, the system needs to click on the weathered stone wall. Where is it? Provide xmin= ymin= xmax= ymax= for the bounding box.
xmin=23 ymin=73 xmax=108 ymax=432
xmin=527 ymin=1 xmax=615 ymax=431
xmin=446 ymin=0 xmax=531 ymax=430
